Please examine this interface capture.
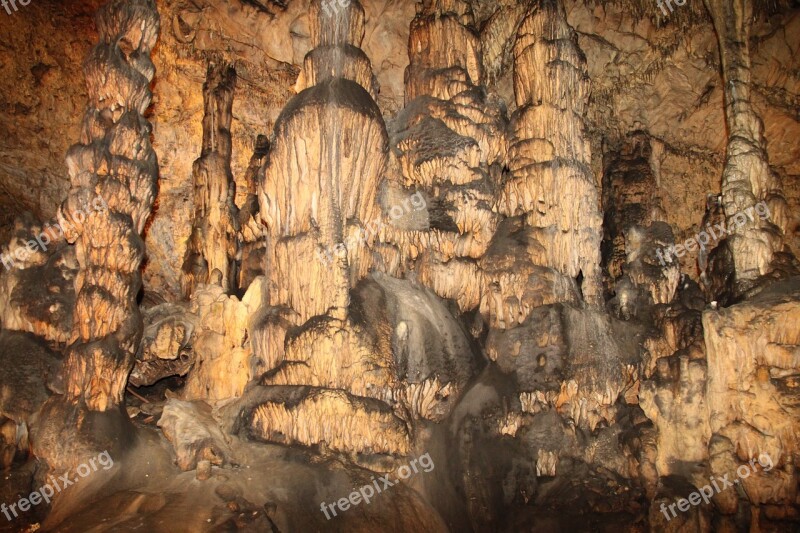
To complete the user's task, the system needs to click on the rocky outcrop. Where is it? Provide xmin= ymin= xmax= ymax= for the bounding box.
xmin=703 ymin=279 xmax=800 ymax=513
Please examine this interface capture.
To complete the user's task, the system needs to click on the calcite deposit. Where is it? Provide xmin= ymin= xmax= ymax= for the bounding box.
xmin=0 ymin=0 xmax=798 ymax=531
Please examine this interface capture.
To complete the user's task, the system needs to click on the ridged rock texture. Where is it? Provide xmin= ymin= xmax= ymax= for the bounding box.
xmin=0 ymin=0 xmax=799 ymax=530
xmin=20 ymin=0 xmax=161 ymax=474
xmin=237 ymin=134 xmax=270 ymax=290
xmin=57 ymin=0 xmax=160 ymax=412
xmin=703 ymin=0 xmax=798 ymax=301
xmin=387 ymin=0 xmax=505 ymax=316
xmin=182 ymin=62 xmax=241 ymax=298
xmin=492 ymin=0 xmax=604 ymax=322
xmin=250 ymin=0 xmax=408 ymax=456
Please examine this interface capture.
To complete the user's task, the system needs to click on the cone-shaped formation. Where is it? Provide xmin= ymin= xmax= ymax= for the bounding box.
xmin=259 ymin=0 xmax=386 ymax=322
xmin=492 ymin=0 xmax=603 ymax=321
xmin=182 ymin=63 xmax=240 ymax=297
xmin=58 ymin=0 xmax=160 ymax=412
xmin=251 ymin=0 xmax=412 ymax=455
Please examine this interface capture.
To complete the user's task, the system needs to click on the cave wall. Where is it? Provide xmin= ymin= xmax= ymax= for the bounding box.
xmin=0 ymin=0 xmax=798 ymax=298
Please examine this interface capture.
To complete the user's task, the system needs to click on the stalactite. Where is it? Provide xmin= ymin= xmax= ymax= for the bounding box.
xmin=182 ymin=62 xmax=240 ymax=297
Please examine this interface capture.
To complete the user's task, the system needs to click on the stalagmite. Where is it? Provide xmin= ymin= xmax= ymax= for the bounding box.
xmin=59 ymin=0 xmax=160 ymax=412
xmin=250 ymin=0 xmax=410 ymax=454
xmin=387 ymin=0 xmax=505 ymax=314
xmin=492 ymin=0 xmax=603 ymax=320
xmin=182 ymin=62 xmax=240 ymax=297
xmin=2 ymin=0 xmax=799 ymax=529
xmin=703 ymin=0 xmax=797 ymax=298
xmin=31 ymin=0 xmax=161 ymax=469
xmin=258 ymin=0 xmax=386 ymax=320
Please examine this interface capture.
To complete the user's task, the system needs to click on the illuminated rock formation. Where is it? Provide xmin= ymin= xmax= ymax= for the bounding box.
xmin=258 ymin=0 xmax=385 ymax=322
xmin=182 ymin=62 xmax=240 ymax=297
xmin=703 ymin=0 xmax=797 ymax=299
xmin=58 ymin=0 xmax=160 ymax=412
xmin=250 ymin=0 xmax=410 ymax=455
xmin=703 ymin=279 xmax=800 ymax=514
xmin=492 ymin=0 xmax=603 ymax=321
xmin=384 ymin=0 xmax=505 ymax=317
xmin=31 ymin=0 xmax=161 ymax=470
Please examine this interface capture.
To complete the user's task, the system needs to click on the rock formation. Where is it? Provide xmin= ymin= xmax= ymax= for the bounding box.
xmin=57 ymin=0 xmax=160 ymax=413
xmin=0 ymin=0 xmax=797 ymax=530
xmin=182 ymin=62 xmax=241 ymax=297
xmin=29 ymin=0 xmax=161 ymax=471
xmin=493 ymin=0 xmax=603 ymax=319
xmin=703 ymin=0 xmax=798 ymax=300
xmin=250 ymin=0 xmax=406 ymax=456
xmin=237 ymin=135 xmax=270 ymax=291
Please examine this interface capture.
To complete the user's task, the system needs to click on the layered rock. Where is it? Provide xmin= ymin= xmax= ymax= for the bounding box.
xmin=250 ymin=0 xmax=409 ymax=455
xmin=490 ymin=0 xmax=603 ymax=327
xmin=57 ymin=0 xmax=160 ymax=412
xmin=182 ymin=62 xmax=240 ymax=297
xmin=30 ymin=0 xmax=161 ymax=472
xmin=487 ymin=303 xmax=642 ymax=432
xmin=703 ymin=279 xmax=800 ymax=512
xmin=385 ymin=0 xmax=505 ymax=315
xmin=258 ymin=0 xmax=386 ymax=321
xmin=703 ymin=0 xmax=797 ymax=299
